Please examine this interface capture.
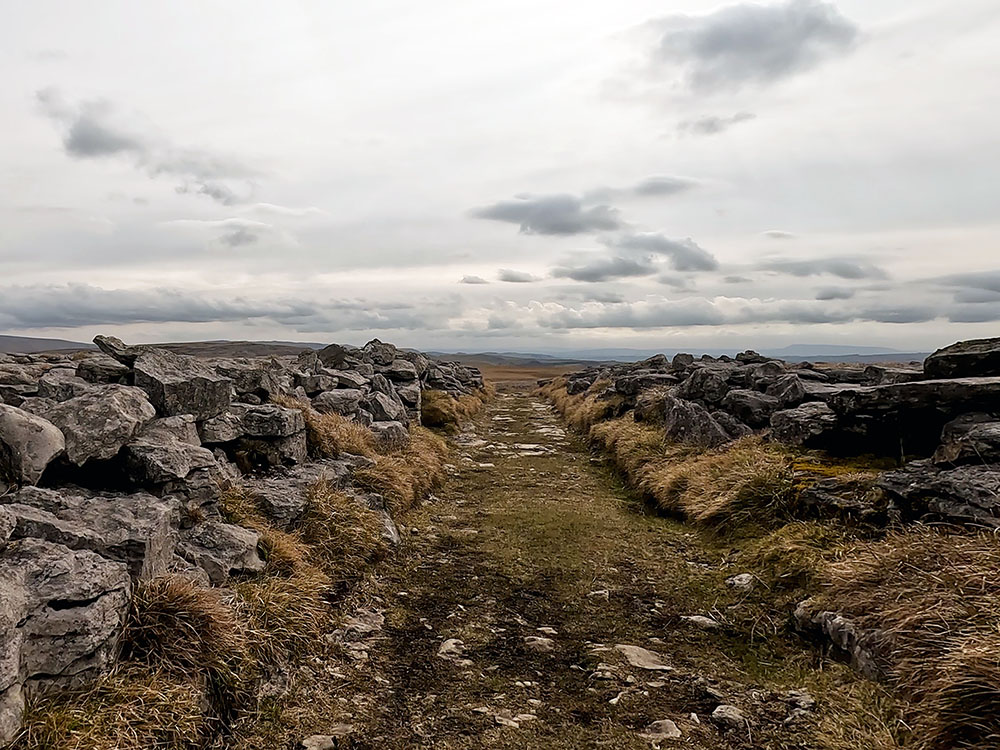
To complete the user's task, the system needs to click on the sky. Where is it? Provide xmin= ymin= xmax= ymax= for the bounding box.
xmin=1 ymin=0 xmax=999 ymax=354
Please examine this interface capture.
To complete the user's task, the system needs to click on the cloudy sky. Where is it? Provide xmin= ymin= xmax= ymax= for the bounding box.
xmin=2 ymin=0 xmax=998 ymax=353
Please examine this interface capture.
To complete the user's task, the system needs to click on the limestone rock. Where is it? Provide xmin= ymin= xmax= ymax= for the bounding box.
xmin=178 ymin=521 xmax=265 ymax=584
xmin=1 ymin=486 xmax=178 ymax=580
xmin=878 ymin=460 xmax=1000 ymax=526
xmin=133 ymin=349 xmax=232 ymax=420
xmin=365 ymin=391 xmax=406 ymax=423
xmin=0 ymin=539 xmax=131 ymax=743
xmin=313 ymin=389 xmax=363 ymax=416
xmin=93 ymin=334 xmax=146 ymax=366
xmin=711 ymin=705 xmax=746 ymax=729
xmin=75 ymin=354 xmax=130 ymax=384
xmin=720 ymin=389 xmax=781 ymax=428
xmin=382 ymin=359 xmax=418 ymax=382
xmin=660 ymin=396 xmax=730 ymax=447
xmin=0 ymin=405 xmax=65 ymax=485
xmin=770 ymin=403 xmax=840 ymax=448
xmin=125 ymin=416 xmax=217 ymax=484
xmin=37 ymin=369 xmax=94 ymax=401
xmin=615 ymin=644 xmax=672 ymax=671
xmin=794 ymin=600 xmax=888 ymax=680
xmin=235 ymin=404 xmax=305 ymax=438
xmin=369 ymin=421 xmax=409 ymax=450
xmin=22 ymin=385 xmax=155 ymax=466
xmin=933 ymin=413 xmax=1000 ymax=465
xmin=925 ymin=337 xmax=1000 ymax=379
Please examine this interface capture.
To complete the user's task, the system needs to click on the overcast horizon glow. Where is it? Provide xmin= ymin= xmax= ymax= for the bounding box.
xmin=2 ymin=0 xmax=999 ymax=354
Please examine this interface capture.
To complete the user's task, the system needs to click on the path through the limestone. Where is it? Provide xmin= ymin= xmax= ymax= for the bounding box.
xmin=326 ymin=389 xmax=827 ymax=749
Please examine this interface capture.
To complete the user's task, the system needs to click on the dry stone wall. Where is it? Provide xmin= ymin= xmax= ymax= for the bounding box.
xmin=0 ymin=336 xmax=482 ymax=742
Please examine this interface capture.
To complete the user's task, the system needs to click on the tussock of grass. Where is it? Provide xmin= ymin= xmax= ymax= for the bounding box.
xmin=354 ymin=426 xmax=447 ymax=512
xmin=420 ymin=389 xmax=486 ymax=432
xmin=539 ymin=378 xmax=625 ymax=433
xmin=14 ymin=668 xmax=207 ymax=750
xmin=234 ymin=568 xmax=331 ymax=666
xmin=744 ymin=521 xmax=848 ymax=589
xmin=816 ymin=527 xmax=1000 ymax=750
xmin=272 ymin=394 xmax=375 ymax=458
xmin=300 ymin=480 xmax=388 ymax=585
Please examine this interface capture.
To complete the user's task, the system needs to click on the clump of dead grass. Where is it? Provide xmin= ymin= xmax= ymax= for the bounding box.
xmin=420 ymin=389 xmax=487 ymax=432
xmin=744 ymin=521 xmax=849 ymax=590
xmin=271 ymin=394 xmax=375 ymax=458
xmin=815 ymin=527 xmax=1000 ymax=750
xmin=13 ymin=668 xmax=207 ymax=750
xmin=354 ymin=426 xmax=448 ymax=512
xmin=299 ymin=479 xmax=388 ymax=586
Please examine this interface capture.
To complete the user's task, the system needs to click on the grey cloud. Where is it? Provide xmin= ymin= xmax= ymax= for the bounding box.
xmin=459 ymin=275 xmax=490 ymax=284
xmin=647 ymin=0 xmax=859 ymax=92
xmin=678 ymin=112 xmax=756 ymax=136
xmin=609 ymin=232 xmax=719 ymax=272
xmin=220 ymin=227 xmax=260 ymax=247
xmin=659 ymin=275 xmax=694 ymax=289
xmin=632 ymin=175 xmax=700 ymax=196
xmin=551 ymin=256 xmax=655 ymax=283
xmin=36 ymin=89 xmax=257 ymax=205
xmin=761 ymin=257 xmax=887 ymax=280
xmin=724 ymin=275 xmax=752 ymax=283
xmin=953 ymin=289 xmax=1000 ymax=304
xmin=0 ymin=283 xmax=450 ymax=332
xmin=815 ymin=286 xmax=855 ymax=300
xmin=472 ymin=194 xmax=622 ymax=235
xmin=498 ymin=269 xmax=538 ymax=283
xmin=936 ymin=271 xmax=1000 ymax=294
xmin=763 ymin=230 xmax=796 ymax=239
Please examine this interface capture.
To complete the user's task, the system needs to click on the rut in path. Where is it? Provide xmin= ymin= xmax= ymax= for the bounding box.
xmin=324 ymin=389 xmax=831 ymax=749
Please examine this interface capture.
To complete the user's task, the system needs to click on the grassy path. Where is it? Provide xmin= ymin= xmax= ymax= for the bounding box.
xmin=320 ymin=389 xmax=867 ymax=749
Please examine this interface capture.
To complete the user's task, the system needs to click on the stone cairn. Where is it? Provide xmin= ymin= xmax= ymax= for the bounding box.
xmin=0 ymin=336 xmax=482 ymax=741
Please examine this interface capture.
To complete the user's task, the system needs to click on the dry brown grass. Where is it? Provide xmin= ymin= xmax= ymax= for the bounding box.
xmin=299 ymin=479 xmax=388 ymax=585
xmin=816 ymin=527 xmax=1000 ymax=749
xmin=13 ymin=668 xmax=207 ymax=750
xmin=744 ymin=521 xmax=849 ymax=589
xmin=271 ymin=394 xmax=376 ymax=458
xmin=354 ymin=426 xmax=448 ymax=513
xmin=420 ymin=389 xmax=487 ymax=432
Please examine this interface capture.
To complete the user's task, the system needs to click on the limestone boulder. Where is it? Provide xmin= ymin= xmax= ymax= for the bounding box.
xmin=234 ymin=404 xmax=305 ymax=438
xmin=933 ymin=413 xmax=1000 ymax=466
xmin=75 ymin=354 xmax=130 ymax=384
xmin=133 ymin=349 xmax=231 ymax=420
xmin=659 ymin=395 xmax=730 ymax=448
xmin=0 ymin=405 xmax=65 ymax=485
xmin=370 ymin=421 xmax=409 ymax=449
xmin=125 ymin=415 xmax=218 ymax=485
xmin=21 ymin=385 xmax=154 ymax=466
xmin=720 ymin=389 xmax=781 ymax=428
xmin=878 ymin=460 xmax=1000 ymax=526
xmin=924 ymin=337 xmax=1000 ymax=379
xmin=178 ymin=521 xmax=265 ymax=584
xmin=37 ymin=368 xmax=94 ymax=401
xmin=313 ymin=389 xmax=363 ymax=416
xmin=770 ymin=403 xmax=841 ymax=448
xmin=0 ymin=539 xmax=131 ymax=743
xmin=365 ymin=391 xmax=406 ymax=423
xmin=1 ymin=486 xmax=178 ymax=580
xmin=382 ymin=359 xmax=418 ymax=382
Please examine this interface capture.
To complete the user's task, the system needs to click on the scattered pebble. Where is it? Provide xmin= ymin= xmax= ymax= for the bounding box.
xmin=524 ymin=636 xmax=556 ymax=653
xmin=681 ymin=615 xmax=722 ymax=630
xmin=726 ymin=573 xmax=755 ymax=591
xmin=615 ymin=644 xmax=673 ymax=671
xmin=711 ymin=704 xmax=747 ymax=728
xmin=638 ymin=719 xmax=682 ymax=742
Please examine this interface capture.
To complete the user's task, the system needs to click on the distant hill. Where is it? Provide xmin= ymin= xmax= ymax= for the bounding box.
xmin=0 ymin=335 xmax=94 ymax=354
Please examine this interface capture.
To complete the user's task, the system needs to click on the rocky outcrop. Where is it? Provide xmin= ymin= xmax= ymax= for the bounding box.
xmin=133 ymin=350 xmax=232 ymax=420
xmin=878 ymin=461 xmax=1000 ymax=527
xmin=924 ymin=336 xmax=1000 ymax=379
xmin=793 ymin=600 xmax=889 ymax=681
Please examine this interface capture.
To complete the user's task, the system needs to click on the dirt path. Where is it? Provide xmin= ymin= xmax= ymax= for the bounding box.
xmin=324 ymin=390 xmax=834 ymax=749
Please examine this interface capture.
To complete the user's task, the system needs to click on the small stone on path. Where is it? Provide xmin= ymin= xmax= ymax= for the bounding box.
xmin=615 ymin=644 xmax=673 ymax=671
xmin=524 ymin=636 xmax=556 ymax=652
xmin=639 ymin=719 xmax=682 ymax=742
xmin=712 ymin=704 xmax=747 ymax=728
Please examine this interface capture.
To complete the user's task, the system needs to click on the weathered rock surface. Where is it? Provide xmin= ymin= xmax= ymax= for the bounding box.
xmin=22 ymin=385 xmax=155 ymax=466
xmin=933 ymin=413 xmax=1000 ymax=465
xmin=924 ymin=336 xmax=1000 ymax=379
xmin=0 ymin=405 xmax=65 ymax=485
xmin=770 ymin=403 xmax=840 ymax=448
xmin=0 ymin=539 xmax=131 ymax=743
xmin=178 ymin=521 xmax=265 ymax=584
xmin=126 ymin=415 xmax=218 ymax=484
xmin=794 ymin=600 xmax=888 ymax=681
xmin=1 ymin=486 xmax=178 ymax=580
xmin=134 ymin=350 xmax=232 ymax=420
xmin=660 ymin=395 xmax=730 ymax=448
xmin=313 ymin=388 xmax=364 ymax=416
xmin=878 ymin=460 xmax=1000 ymax=526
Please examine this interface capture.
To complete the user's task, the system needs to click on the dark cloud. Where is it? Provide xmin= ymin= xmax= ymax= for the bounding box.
xmin=472 ymin=194 xmax=621 ymax=235
xmin=609 ymin=232 xmax=719 ymax=272
xmin=761 ymin=257 xmax=887 ymax=280
xmin=36 ymin=89 xmax=257 ymax=205
xmin=678 ymin=112 xmax=756 ymax=136
xmin=646 ymin=0 xmax=859 ymax=92
xmin=936 ymin=271 xmax=1000 ymax=294
xmin=220 ymin=227 xmax=260 ymax=247
xmin=815 ymin=286 xmax=855 ymax=300
xmin=497 ymin=269 xmax=538 ymax=283
xmin=552 ymin=256 xmax=656 ymax=282
xmin=724 ymin=275 xmax=752 ymax=283
xmin=459 ymin=275 xmax=489 ymax=285
xmin=953 ymin=289 xmax=1000 ymax=304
